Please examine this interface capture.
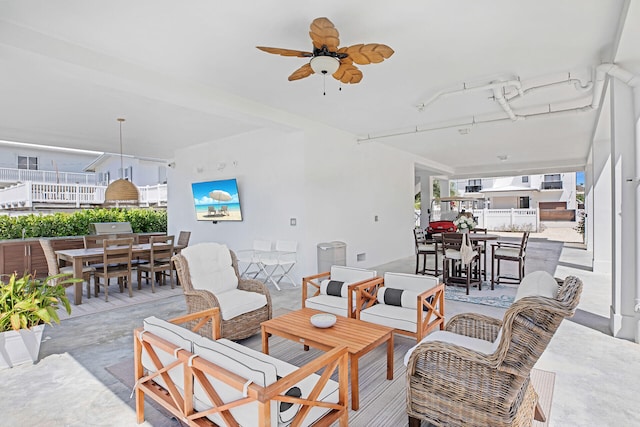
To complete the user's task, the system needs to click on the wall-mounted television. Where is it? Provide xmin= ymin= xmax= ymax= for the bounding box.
xmin=192 ymin=178 xmax=243 ymax=222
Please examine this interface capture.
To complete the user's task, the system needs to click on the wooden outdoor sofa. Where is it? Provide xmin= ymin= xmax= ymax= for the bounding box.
xmin=134 ymin=308 xmax=349 ymax=426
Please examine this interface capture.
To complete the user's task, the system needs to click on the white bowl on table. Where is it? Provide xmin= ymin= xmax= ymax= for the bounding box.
xmin=310 ymin=313 xmax=337 ymax=328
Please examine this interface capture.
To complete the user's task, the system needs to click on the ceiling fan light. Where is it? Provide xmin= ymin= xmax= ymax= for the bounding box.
xmin=310 ymin=56 xmax=340 ymax=75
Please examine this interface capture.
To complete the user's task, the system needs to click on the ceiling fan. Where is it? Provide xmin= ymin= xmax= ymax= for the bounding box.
xmin=257 ymin=17 xmax=394 ymax=84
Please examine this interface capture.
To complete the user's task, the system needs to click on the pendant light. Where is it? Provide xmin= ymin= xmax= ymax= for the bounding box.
xmin=103 ymin=118 xmax=139 ymax=206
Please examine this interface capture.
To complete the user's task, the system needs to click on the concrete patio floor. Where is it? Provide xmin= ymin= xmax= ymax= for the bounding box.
xmin=2 ymin=229 xmax=639 ymax=426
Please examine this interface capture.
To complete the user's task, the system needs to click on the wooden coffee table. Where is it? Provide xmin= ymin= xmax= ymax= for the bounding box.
xmin=261 ymin=307 xmax=394 ymax=410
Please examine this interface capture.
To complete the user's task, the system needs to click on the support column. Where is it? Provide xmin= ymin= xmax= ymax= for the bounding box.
xmin=609 ymin=78 xmax=639 ymax=341
xmin=417 ymin=171 xmax=433 ymax=229
xmin=591 ymin=137 xmax=612 ymax=273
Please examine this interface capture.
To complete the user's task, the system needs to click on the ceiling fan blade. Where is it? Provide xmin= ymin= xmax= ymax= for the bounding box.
xmin=332 ymin=63 xmax=363 ymax=84
xmin=343 ymin=43 xmax=394 ymax=65
xmin=288 ymin=63 xmax=314 ymax=81
xmin=309 ymin=17 xmax=340 ymax=51
xmin=256 ymin=46 xmax=313 ymax=57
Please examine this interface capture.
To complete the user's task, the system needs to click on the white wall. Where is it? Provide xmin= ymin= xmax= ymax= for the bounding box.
xmin=167 ymin=125 xmax=417 ymax=283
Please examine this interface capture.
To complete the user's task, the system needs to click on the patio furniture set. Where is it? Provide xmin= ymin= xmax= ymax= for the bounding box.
xmin=43 ymin=230 xmax=191 ymax=304
xmin=414 ymin=227 xmax=531 ymax=295
xmin=132 ymin=241 xmax=582 ymax=426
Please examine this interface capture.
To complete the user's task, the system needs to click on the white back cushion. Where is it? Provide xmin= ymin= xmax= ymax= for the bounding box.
xmin=141 ymin=317 xmax=202 ymax=391
xmin=182 ymin=243 xmax=238 ymax=294
xmin=330 ymin=265 xmax=376 ymax=283
xmin=384 ymin=272 xmax=439 ymax=292
xmin=515 ymin=271 xmax=558 ymax=302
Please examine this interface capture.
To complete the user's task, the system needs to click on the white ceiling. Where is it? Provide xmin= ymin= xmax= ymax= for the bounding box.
xmin=0 ymin=1 xmax=636 ymax=178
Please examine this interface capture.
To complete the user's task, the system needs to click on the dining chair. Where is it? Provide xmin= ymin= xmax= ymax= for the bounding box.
xmin=39 ymin=238 xmax=95 ymax=298
xmin=94 ymin=237 xmax=134 ymax=301
xmin=137 ymin=235 xmax=175 ymax=292
xmin=174 ymin=230 xmax=191 ymax=255
xmin=83 ymin=235 xmax=105 ymax=249
xmin=471 ymin=227 xmax=488 ymax=281
xmin=441 ymin=232 xmax=481 ymax=295
xmin=413 ymin=228 xmax=439 ymax=275
xmin=491 ymin=231 xmax=531 ymax=286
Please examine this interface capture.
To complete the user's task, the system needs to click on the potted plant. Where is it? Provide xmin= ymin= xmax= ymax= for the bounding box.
xmin=0 ymin=272 xmax=73 ymax=368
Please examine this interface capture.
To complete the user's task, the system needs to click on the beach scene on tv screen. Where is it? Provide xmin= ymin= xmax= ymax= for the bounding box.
xmin=192 ymin=178 xmax=243 ymax=221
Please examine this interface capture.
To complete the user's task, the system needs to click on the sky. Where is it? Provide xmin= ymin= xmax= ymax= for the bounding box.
xmin=576 ymin=171 xmax=584 ymax=186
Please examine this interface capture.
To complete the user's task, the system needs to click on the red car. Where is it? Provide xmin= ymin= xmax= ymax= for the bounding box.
xmin=427 ymin=220 xmax=457 ymax=234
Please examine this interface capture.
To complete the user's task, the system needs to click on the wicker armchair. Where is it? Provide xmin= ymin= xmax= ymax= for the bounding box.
xmin=405 ymin=273 xmax=583 ymax=427
xmin=172 ymin=244 xmax=272 ymax=340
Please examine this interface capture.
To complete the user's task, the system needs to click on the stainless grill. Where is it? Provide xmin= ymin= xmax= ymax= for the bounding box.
xmin=88 ymin=222 xmax=133 ymax=235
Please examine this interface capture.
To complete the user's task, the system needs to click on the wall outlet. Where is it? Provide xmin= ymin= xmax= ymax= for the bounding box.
xmin=374 ymin=215 xmax=378 ymax=222
xmin=290 ymin=218 xmax=297 ymax=226
xmin=357 ymin=253 xmax=366 ymax=262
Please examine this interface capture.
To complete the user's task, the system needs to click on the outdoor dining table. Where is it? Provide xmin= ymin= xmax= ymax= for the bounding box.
xmin=433 ymin=232 xmax=499 ymax=283
xmin=56 ymin=243 xmax=154 ymax=305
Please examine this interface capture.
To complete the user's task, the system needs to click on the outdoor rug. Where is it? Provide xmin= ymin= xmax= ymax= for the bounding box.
xmin=106 ymin=332 xmax=554 ymax=426
xmin=445 ymin=283 xmax=517 ymax=309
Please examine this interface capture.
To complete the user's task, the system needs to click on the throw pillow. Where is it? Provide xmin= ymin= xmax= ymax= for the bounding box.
xmin=377 ymin=288 xmax=434 ymax=311
xmin=320 ymin=280 xmax=347 ymax=297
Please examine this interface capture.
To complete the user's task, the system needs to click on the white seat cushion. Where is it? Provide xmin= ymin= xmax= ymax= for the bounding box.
xmin=215 ymin=288 xmax=267 ymax=320
xmin=404 ymin=329 xmax=496 ymax=366
xmin=360 ymin=304 xmax=418 ymax=333
xmin=495 ymin=247 xmax=521 ymax=258
xmin=181 ymin=243 xmax=238 ymax=294
xmin=515 ymin=270 xmax=558 ymax=301
xmin=305 ymin=295 xmax=350 ymax=317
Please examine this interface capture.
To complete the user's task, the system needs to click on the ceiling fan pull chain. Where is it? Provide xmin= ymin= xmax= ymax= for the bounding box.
xmin=323 ymin=73 xmax=326 ymax=96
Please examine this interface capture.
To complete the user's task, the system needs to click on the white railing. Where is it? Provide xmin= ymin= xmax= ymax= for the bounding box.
xmin=476 ymin=208 xmax=539 ymax=232
xmin=0 ymin=181 xmax=167 ymax=209
xmin=0 ymin=167 xmax=97 ymax=185
xmin=416 ymin=207 xmax=540 ymax=232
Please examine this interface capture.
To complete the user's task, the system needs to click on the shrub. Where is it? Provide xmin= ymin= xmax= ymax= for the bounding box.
xmin=0 ymin=208 xmax=167 ymax=240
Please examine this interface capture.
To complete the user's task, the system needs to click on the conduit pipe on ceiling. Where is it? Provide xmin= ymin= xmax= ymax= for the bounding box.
xmin=591 ymin=63 xmax=640 ymax=109
xmin=357 ymin=103 xmax=594 ymax=142
xmin=492 ymin=84 xmax=517 ymax=121
xmin=506 ymin=76 xmax=593 ymax=102
xmin=416 ymin=80 xmax=524 ymax=111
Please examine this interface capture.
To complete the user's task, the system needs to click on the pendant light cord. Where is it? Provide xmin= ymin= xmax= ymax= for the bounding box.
xmin=118 ymin=118 xmax=125 ymax=178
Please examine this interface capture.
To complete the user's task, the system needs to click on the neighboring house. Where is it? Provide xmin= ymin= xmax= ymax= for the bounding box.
xmin=453 ymin=172 xmax=577 ymax=220
xmin=0 ymin=141 xmax=167 ymax=211
xmin=83 ymin=153 xmax=168 ymax=187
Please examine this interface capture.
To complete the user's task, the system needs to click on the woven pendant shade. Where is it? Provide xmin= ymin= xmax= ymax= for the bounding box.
xmin=104 ymin=178 xmax=139 ymax=206
xmin=103 ymin=117 xmax=139 ymax=207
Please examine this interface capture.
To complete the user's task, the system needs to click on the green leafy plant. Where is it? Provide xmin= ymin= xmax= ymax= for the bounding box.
xmin=0 ymin=273 xmax=73 ymax=332
xmin=0 ymin=208 xmax=167 ymax=240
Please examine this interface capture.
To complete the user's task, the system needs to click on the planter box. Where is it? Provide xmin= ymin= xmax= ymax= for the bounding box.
xmin=0 ymin=324 xmax=45 ymax=368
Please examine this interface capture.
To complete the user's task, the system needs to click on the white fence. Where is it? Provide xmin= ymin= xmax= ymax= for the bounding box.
xmin=0 ymin=167 xmax=97 ymax=185
xmin=416 ymin=207 xmax=540 ymax=232
xmin=0 ymin=181 xmax=167 ymax=209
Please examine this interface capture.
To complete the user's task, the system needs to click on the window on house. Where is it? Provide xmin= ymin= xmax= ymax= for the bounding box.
xmin=519 ymin=197 xmax=530 ymax=208
xmin=118 ymin=166 xmax=133 ymax=181
xmin=542 ymin=174 xmax=562 ymax=190
xmin=522 ymin=176 xmax=529 ymax=183
xmin=97 ymin=172 xmax=110 ymax=185
xmin=465 ymin=179 xmax=482 ymax=193
xmin=18 ymin=156 xmax=38 ymax=170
